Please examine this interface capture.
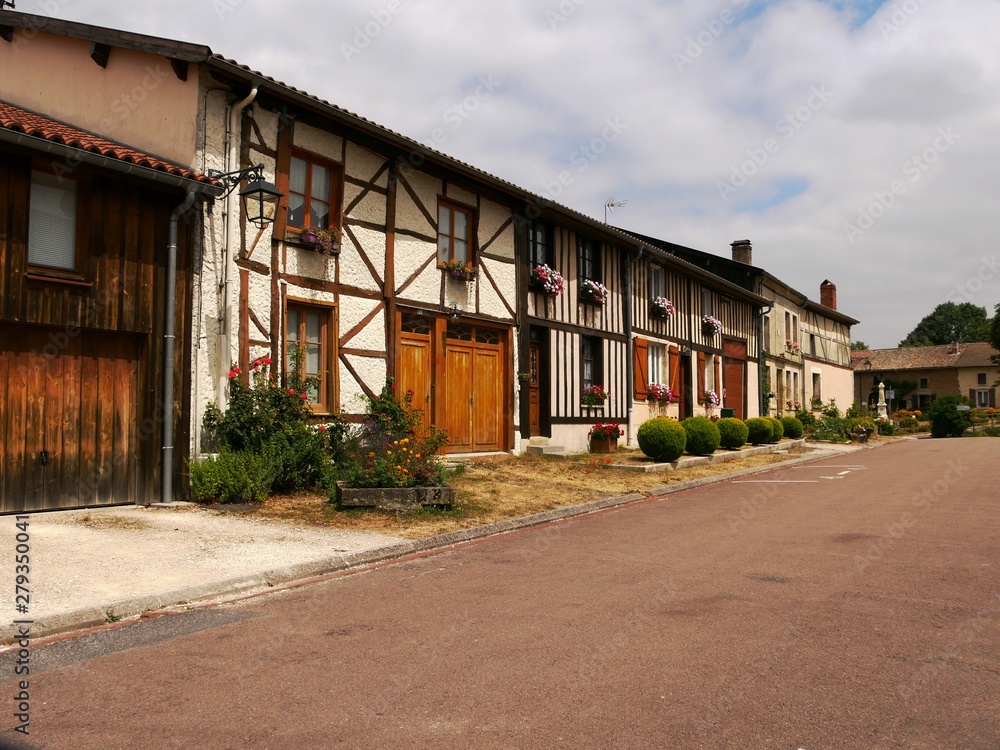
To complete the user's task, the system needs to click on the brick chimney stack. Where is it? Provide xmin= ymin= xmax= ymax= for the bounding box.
xmin=820 ymin=280 xmax=837 ymax=310
xmin=731 ymin=239 xmax=752 ymax=265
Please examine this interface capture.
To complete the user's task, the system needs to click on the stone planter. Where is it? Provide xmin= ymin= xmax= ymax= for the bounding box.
xmin=337 ymin=484 xmax=456 ymax=511
xmin=589 ymin=437 xmax=618 ymax=454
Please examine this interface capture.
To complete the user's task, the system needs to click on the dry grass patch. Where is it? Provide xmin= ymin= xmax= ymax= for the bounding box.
xmin=217 ymin=445 xmax=815 ymax=540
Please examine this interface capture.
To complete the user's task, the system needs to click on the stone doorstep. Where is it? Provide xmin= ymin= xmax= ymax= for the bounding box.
xmin=525 ymin=444 xmax=568 ymax=455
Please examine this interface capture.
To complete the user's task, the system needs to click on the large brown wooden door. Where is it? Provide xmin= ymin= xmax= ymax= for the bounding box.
xmin=528 ymin=341 xmax=541 ymax=435
xmin=1 ymin=326 xmax=139 ymax=513
xmin=723 ymin=339 xmax=747 ymax=419
xmin=442 ymin=323 xmax=503 ymax=453
xmin=397 ymin=314 xmax=433 ymax=430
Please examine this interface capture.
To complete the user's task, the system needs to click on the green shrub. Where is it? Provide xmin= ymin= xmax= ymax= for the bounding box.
xmin=780 ymin=416 xmax=804 ymax=439
xmin=717 ymin=418 xmax=749 ymax=449
xmin=189 ymin=448 xmax=279 ymax=504
xmin=813 ymin=416 xmax=848 ymax=442
xmin=637 ymin=417 xmax=687 ymax=461
xmin=983 ymin=426 xmax=1000 ymax=437
xmin=795 ymin=408 xmax=816 ymax=428
xmin=767 ymin=417 xmax=784 ymax=443
xmin=877 ymin=420 xmax=896 ymax=436
xmin=821 ymin=398 xmax=842 ymax=419
xmin=681 ymin=416 xmax=721 ymax=455
xmin=927 ymin=395 xmax=972 ymax=438
xmin=745 ymin=417 xmax=773 ymax=445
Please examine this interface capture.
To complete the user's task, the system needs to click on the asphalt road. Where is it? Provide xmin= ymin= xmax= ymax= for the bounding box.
xmin=2 ymin=438 xmax=997 ymax=749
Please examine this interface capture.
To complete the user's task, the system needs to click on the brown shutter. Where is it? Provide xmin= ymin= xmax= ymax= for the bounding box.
xmin=969 ymin=389 xmax=976 ymax=404
xmin=633 ymin=337 xmax=648 ymax=399
xmin=669 ymin=346 xmax=681 ymax=395
xmin=697 ymin=351 xmax=706 ymax=401
xmin=990 ymin=388 xmax=996 ymax=407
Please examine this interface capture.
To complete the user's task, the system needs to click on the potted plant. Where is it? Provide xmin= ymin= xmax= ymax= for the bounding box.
xmin=442 ymin=260 xmax=476 ymax=281
xmin=580 ymin=278 xmax=609 ymax=305
xmin=647 ymin=382 xmax=676 ymax=405
xmin=786 ymin=339 xmax=801 ymax=353
xmin=651 ymin=296 xmax=675 ymax=319
xmin=701 ymin=314 xmax=723 ymax=337
xmin=702 ymin=389 xmax=720 ymax=414
xmin=581 ymin=384 xmax=609 ymax=407
xmin=588 ymin=422 xmax=623 ymax=453
xmin=529 ymin=264 xmax=565 ymax=297
xmin=300 ymin=226 xmax=339 ymax=254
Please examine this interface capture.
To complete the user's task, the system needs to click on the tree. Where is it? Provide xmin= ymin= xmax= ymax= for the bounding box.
xmin=990 ymin=303 xmax=1000 ymax=379
xmin=898 ymin=302 xmax=990 ymax=347
xmin=850 ymin=340 xmax=869 ymax=351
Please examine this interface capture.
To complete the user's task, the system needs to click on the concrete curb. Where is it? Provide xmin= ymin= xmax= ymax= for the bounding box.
xmin=2 ymin=442 xmax=864 ymax=643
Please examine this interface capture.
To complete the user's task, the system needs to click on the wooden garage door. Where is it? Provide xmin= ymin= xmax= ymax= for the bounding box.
xmin=723 ymin=338 xmax=747 ymax=420
xmin=443 ymin=324 xmax=503 ymax=453
xmin=0 ymin=326 xmax=139 ymax=513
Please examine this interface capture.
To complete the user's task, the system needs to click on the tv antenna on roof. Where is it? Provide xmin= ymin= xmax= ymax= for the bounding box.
xmin=604 ymin=197 xmax=628 ymax=224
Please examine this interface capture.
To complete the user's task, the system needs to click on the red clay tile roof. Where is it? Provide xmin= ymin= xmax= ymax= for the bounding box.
xmin=0 ymin=99 xmax=217 ymax=187
xmin=851 ymin=343 xmax=998 ymax=371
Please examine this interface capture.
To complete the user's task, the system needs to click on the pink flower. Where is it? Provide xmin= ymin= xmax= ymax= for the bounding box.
xmin=318 ymin=425 xmax=327 ymax=432
xmin=301 ymin=393 xmax=308 ymax=400
xmin=288 ymin=388 xmax=295 ymax=395
xmin=390 ymin=384 xmax=396 ymax=391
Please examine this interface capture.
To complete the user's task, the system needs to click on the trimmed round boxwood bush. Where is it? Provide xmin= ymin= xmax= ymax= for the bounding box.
xmin=717 ymin=418 xmax=749 ymax=449
xmin=780 ymin=416 xmax=804 ymax=439
xmin=766 ymin=417 xmax=784 ymax=443
xmin=637 ymin=417 xmax=687 ymax=462
xmin=745 ymin=417 xmax=773 ymax=446
xmin=682 ymin=416 xmax=721 ymax=455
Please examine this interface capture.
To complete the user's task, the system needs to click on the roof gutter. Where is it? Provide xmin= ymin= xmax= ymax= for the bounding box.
xmin=0 ymin=127 xmax=223 ymax=197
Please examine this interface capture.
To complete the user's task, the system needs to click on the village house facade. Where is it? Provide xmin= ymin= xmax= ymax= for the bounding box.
xmin=1 ymin=9 xmax=844 ymax=507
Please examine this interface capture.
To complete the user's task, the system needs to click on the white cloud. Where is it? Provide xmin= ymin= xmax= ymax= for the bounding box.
xmin=22 ymin=0 xmax=1000 ymax=346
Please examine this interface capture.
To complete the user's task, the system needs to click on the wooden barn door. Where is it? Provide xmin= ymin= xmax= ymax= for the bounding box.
xmin=1 ymin=326 xmax=139 ymax=513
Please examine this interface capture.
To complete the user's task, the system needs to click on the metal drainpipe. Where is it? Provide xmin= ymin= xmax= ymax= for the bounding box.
xmin=758 ymin=302 xmax=773 ymax=417
xmin=218 ymin=86 xmax=258 ymax=409
xmin=163 ymin=190 xmax=197 ymax=504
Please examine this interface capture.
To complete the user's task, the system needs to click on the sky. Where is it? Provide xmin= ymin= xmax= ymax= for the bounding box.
xmin=13 ymin=0 xmax=1000 ymax=348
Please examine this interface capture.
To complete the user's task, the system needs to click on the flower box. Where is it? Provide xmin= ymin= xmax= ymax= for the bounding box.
xmin=651 ymin=296 xmax=675 ymax=318
xmin=580 ymin=279 xmax=608 ymax=305
xmin=701 ymin=315 xmax=723 ymax=337
xmin=442 ymin=261 xmax=476 ymax=281
xmin=589 ymin=437 xmax=618 ymax=453
xmin=581 ymin=385 xmax=609 ymax=406
xmin=529 ymin=265 xmax=565 ymax=297
xmin=337 ymin=484 xmax=456 ymax=510
xmin=588 ymin=422 xmax=623 ymax=453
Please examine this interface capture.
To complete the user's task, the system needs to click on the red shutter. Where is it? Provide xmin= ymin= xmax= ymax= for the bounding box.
xmin=633 ymin=337 xmax=648 ymax=399
xmin=668 ymin=346 xmax=681 ymax=395
xmin=697 ymin=351 xmax=706 ymax=401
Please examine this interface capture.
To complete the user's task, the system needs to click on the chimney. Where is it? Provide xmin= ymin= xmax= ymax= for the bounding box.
xmin=820 ymin=280 xmax=837 ymax=310
xmin=731 ymin=239 xmax=752 ymax=265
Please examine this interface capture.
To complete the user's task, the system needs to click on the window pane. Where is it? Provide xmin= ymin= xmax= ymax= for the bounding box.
xmin=28 ymin=171 xmax=77 ymax=270
xmin=289 ymin=157 xmax=307 ymax=194
xmin=306 ymin=343 xmax=321 ymax=375
xmin=305 ymin=312 xmax=321 ymax=342
xmin=311 ymin=164 xmax=331 ymax=202
xmin=287 ymin=193 xmax=305 ymax=228
xmin=438 ymin=236 xmax=451 ymax=263
xmin=454 ymin=211 xmax=468 ymax=240
xmin=311 ymin=199 xmax=330 ymax=229
xmin=438 ymin=205 xmax=451 ymax=235
xmin=454 ymin=239 xmax=467 ymax=264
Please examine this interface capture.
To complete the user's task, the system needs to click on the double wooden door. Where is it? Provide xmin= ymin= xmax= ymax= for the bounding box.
xmin=397 ymin=314 xmax=506 ymax=453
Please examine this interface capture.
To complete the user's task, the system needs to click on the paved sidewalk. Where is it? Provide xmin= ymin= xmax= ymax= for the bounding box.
xmin=0 ymin=441 xmax=876 ymax=643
